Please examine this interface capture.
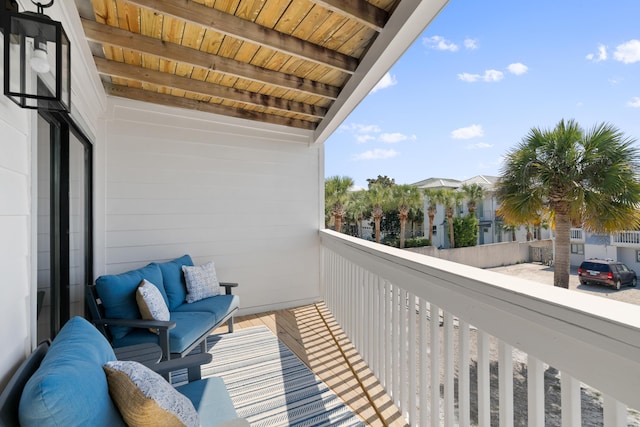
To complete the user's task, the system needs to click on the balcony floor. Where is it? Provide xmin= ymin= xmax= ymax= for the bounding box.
xmin=215 ymin=302 xmax=407 ymax=427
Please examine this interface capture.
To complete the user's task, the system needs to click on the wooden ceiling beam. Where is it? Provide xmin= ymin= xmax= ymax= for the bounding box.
xmin=94 ymin=57 xmax=328 ymax=118
xmin=82 ymin=19 xmax=340 ymax=100
xmin=103 ymin=82 xmax=318 ymax=130
xmin=309 ymin=0 xmax=388 ymax=32
xmin=124 ymin=0 xmax=359 ymax=73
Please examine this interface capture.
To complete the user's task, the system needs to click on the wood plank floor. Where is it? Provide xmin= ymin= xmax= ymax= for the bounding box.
xmin=215 ymin=302 xmax=407 ymax=427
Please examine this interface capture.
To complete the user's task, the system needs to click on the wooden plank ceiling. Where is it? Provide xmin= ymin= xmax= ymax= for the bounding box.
xmin=76 ymin=0 xmax=401 ymax=130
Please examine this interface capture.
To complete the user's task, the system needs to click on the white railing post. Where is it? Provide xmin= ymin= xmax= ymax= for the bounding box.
xmin=458 ymin=319 xmax=470 ymax=427
xmin=499 ymin=342 xmax=514 ymax=427
xmin=443 ymin=311 xmax=454 ymax=427
xmin=561 ymin=372 xmax=581 ymax=427
xmin=477 ymin=330 xmax=490 ymax=427
xmin=527 ymin=355 xmax=545 ymax=427
xmin=430 ymin=303 xmax=441 ymax=427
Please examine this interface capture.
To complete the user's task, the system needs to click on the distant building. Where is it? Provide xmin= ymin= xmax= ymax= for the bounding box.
xmin=412 ymin=175 xmax=552 ymax=248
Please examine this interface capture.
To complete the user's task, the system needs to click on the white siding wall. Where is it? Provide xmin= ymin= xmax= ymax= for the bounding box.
xmin=98 ymin=99 xmax=321 ymax=314
xmin=0 ymin=93 xmax=32 ymax=390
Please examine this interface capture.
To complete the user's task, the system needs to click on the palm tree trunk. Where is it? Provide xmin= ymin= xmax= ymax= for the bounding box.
xmin=447 ymin=214 xmax=455 ymax=248
xmin=554 ymin=209 xmax=571 ymax=288
xmin=399 ymin=215 xmax=407 ymax=248
xmin=428 ymin=213 xmax=434 ymax=244
xmin=374 ymin=216 xmax=381 ymax=243
xmin=358 ymin=218 xmax=363 ymax=238
xmin=334 ymin=215 xmax=343 ymax=233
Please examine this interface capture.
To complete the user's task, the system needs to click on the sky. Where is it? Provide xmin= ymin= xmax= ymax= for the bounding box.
xmin=324 ymin=0 xmax=640 ymax=190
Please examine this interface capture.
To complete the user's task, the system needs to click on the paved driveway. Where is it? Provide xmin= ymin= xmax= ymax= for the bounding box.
xmin=488 ymin=262 xmax=640 ymax=306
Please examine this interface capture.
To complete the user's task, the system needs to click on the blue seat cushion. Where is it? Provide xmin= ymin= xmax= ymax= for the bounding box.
xmin=95 ymin=263 xmax=167 ymax=339
xmin=176 ymin=377 xmax=238 ymax=427
xmin=112 ymin=311 xmax=217 ymax=355
xmin=154 ymin=254 xmax=193 ymax=310
xmin=173 ymin=295 xmax=239 ymax=324
xmin=19 ymin=317 xmax=126 ymax=427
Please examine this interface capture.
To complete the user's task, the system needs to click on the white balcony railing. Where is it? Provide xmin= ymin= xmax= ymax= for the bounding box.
xmin=320 ymin=229 xmax=640 ymax=427
xmin=570 ymin=228 xmax=584 ymax=241
xmin=612 ymin=230 xmax=640 ymax=247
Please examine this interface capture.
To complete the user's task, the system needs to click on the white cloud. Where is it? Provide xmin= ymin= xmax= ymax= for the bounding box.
xmin=586 ymin=44 xmax=608 ymax=62
xmin=458 ymin=70 xmax=504 ymax=82
xmin=451 ymin=124 xmax=484 ymax=140
xmin=507 ymin=63 xmax=528 ymax=75
xmin=379 ymin=133 xmax=416 ymax=143
xmin=353 ymin=148 xmax=398 ymax=161
xmin=356 ymin=134 xmax=376 ymax=143
xmin=466 ymin=142 xmax=493 ymax=149
xmin=614 ymin=39 xmax=640 ymax=64
xmin=340 ymin=123 xmax=381 ymax=133
xmin=423 ymin=35 xmax=459 ymax=52
xmin=464 ymin=38 xmax=478 ymax=50
xmin=458 ymin=72 xmax=481 ymax=82
xmin=370 ymin=72 xmax=398 ymax=93
xmin=628 ymin=97 xmax=640 ymax=108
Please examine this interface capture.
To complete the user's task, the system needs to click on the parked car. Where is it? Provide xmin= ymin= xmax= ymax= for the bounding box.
xmin=578 ymin=259 xmax=637 ymax=290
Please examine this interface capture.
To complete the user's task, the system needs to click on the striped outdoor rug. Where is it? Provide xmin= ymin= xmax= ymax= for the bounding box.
xmin=173 ymin=326 xmax=364 ymax=427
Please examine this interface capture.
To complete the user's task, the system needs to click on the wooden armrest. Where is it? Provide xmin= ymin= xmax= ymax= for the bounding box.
xmin=220 ymin=282 xmax=239 ymax=295
xmin=94 ymin=318 xmax=176 ymax=331
xmin=152 ymin=353 xmax=213 ymax=381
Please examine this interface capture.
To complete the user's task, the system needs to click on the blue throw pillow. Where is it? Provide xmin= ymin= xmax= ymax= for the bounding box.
xmin=154 ymin=255 xmax=193 ymax=310
xmin=95 ymin=263 xmax=166 ymax=339
xmin=19 ymin=317 xmax=126 ymax=427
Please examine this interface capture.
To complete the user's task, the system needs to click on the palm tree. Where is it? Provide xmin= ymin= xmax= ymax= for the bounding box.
xmin=497 ymin=119 xmax=640 ymax=288
xmin=325 ymin=175 xmax=354 ymax=233
xmin=367 ymin=183 xmax=390 ymax=243
xmin=461 ymin=183 xmax=485 ymax=216
xmin=438 ymin=189 xmax=461 ymax=248
xmin=393 ymin=185 xmax=423 ymax=248
xmin=423 ymin=188 xmax=443 ymax=244
xmin=347 ymin=190 xmax=369 ymax=238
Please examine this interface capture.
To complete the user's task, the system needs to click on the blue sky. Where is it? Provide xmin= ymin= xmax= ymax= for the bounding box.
xmin=324 ymin=0 xmax=640 ymax=190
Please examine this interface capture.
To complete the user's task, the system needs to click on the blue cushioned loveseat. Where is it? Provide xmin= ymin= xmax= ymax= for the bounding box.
xmin=87 ymin=255 xmax=239 ymax=361
xmin=0 ymin=316 xmax=248 ymax=427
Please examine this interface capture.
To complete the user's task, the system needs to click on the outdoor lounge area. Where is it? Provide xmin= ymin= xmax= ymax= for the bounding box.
xmin=2 ymin=0 xmax=640 ymax=426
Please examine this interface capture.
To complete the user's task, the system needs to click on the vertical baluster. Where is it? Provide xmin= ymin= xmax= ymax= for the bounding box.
xmin=560 ymin=371 xmax=581 ymax=427
xmin=392 ymin=284 xmax=400 ymax=405
xmin=603 ymin=394 xmax=626 ymax=427
xmin=356 ymin=266 xmax=363 ymax=354
xmin=373 ymin=276 xmax=381 ymax=378
xmin=430 ymin=303 xmax=441 ymax=427
xmin=458 ymin=319 xmax=470 ymax=427
xmin=408 ymin=292 xmax=417 ymax=425
xmin=419 ymin=298 xmax=428 ymax=427
xmin=499 ymin=341 xmax=513 ymax=427
xmin=400 ymin=288 xmax=408 ymax=415
xmin=368 ymin=271 xmax=374 ymax=366
xmin=444 ymin=311 xmax=454 ymax=427
xmin=477 ymin=330 xmax=490 ymax=427
xmin=385 ymin=281 xmax=392 ymax=391
xmin=527 ymin=355 xmax=544 ymax=427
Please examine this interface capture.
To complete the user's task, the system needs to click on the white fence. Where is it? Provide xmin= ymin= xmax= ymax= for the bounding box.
xmin=320 ymin=229 xmax=640 ymax=426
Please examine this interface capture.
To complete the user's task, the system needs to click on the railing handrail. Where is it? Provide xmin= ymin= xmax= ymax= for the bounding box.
xmin=320 ymin=229 xmax=640 ymax=409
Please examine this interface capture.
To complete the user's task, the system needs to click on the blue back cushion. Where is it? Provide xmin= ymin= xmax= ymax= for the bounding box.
xmin=19 ymin=317 xmax=126 ymax=427
xmin=155 ymin=254 xmax=193 ymax=310
xmin=95 ymin=263 xmax=166 ymax=339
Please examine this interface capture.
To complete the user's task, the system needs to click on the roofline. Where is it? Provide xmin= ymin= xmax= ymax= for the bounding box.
xmin=312 ymin=0 xmax=450 ymax=145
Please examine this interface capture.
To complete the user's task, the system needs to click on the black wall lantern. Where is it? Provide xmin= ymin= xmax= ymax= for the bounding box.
xmin=2 ymin=0 xmax=70 ymax=111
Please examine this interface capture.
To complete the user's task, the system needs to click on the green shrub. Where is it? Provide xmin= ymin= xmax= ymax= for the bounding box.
xmin=404 ymin=237 xmax=431 ymax=248
xmin=452 ymin=214 xmax=479 ymax=248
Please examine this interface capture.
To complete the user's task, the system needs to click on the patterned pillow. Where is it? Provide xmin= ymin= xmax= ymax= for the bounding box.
xmin=136 ymin=279 xmax=170 ymax=334
xmin=182 ymin=261 xmax=220 ymax=303
xmin=103 ymin=360 xmax=200 ymax=427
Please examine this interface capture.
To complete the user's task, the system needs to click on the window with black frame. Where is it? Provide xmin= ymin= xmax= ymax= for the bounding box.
xmin=36 ymin=112 xmax=92 ymax=342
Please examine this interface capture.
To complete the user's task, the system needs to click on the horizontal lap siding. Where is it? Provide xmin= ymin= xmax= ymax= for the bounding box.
xmin=102 ymin=100 xmax=320 ymax=312
xmin=0 ymin=105 xmax=31 ymax=390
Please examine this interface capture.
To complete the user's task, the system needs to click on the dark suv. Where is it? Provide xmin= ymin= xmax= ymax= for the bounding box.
xmin=578 ymin=259 xmax=637 ymax=290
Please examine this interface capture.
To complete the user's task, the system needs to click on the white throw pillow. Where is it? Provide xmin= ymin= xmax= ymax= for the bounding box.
xmin=136 ymin=279 xmax=170 ymax=333
xmin=103 ymin=360 xmax=200 ymax=427
xmin=182 ymin=261 xmax=220 ymax=303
